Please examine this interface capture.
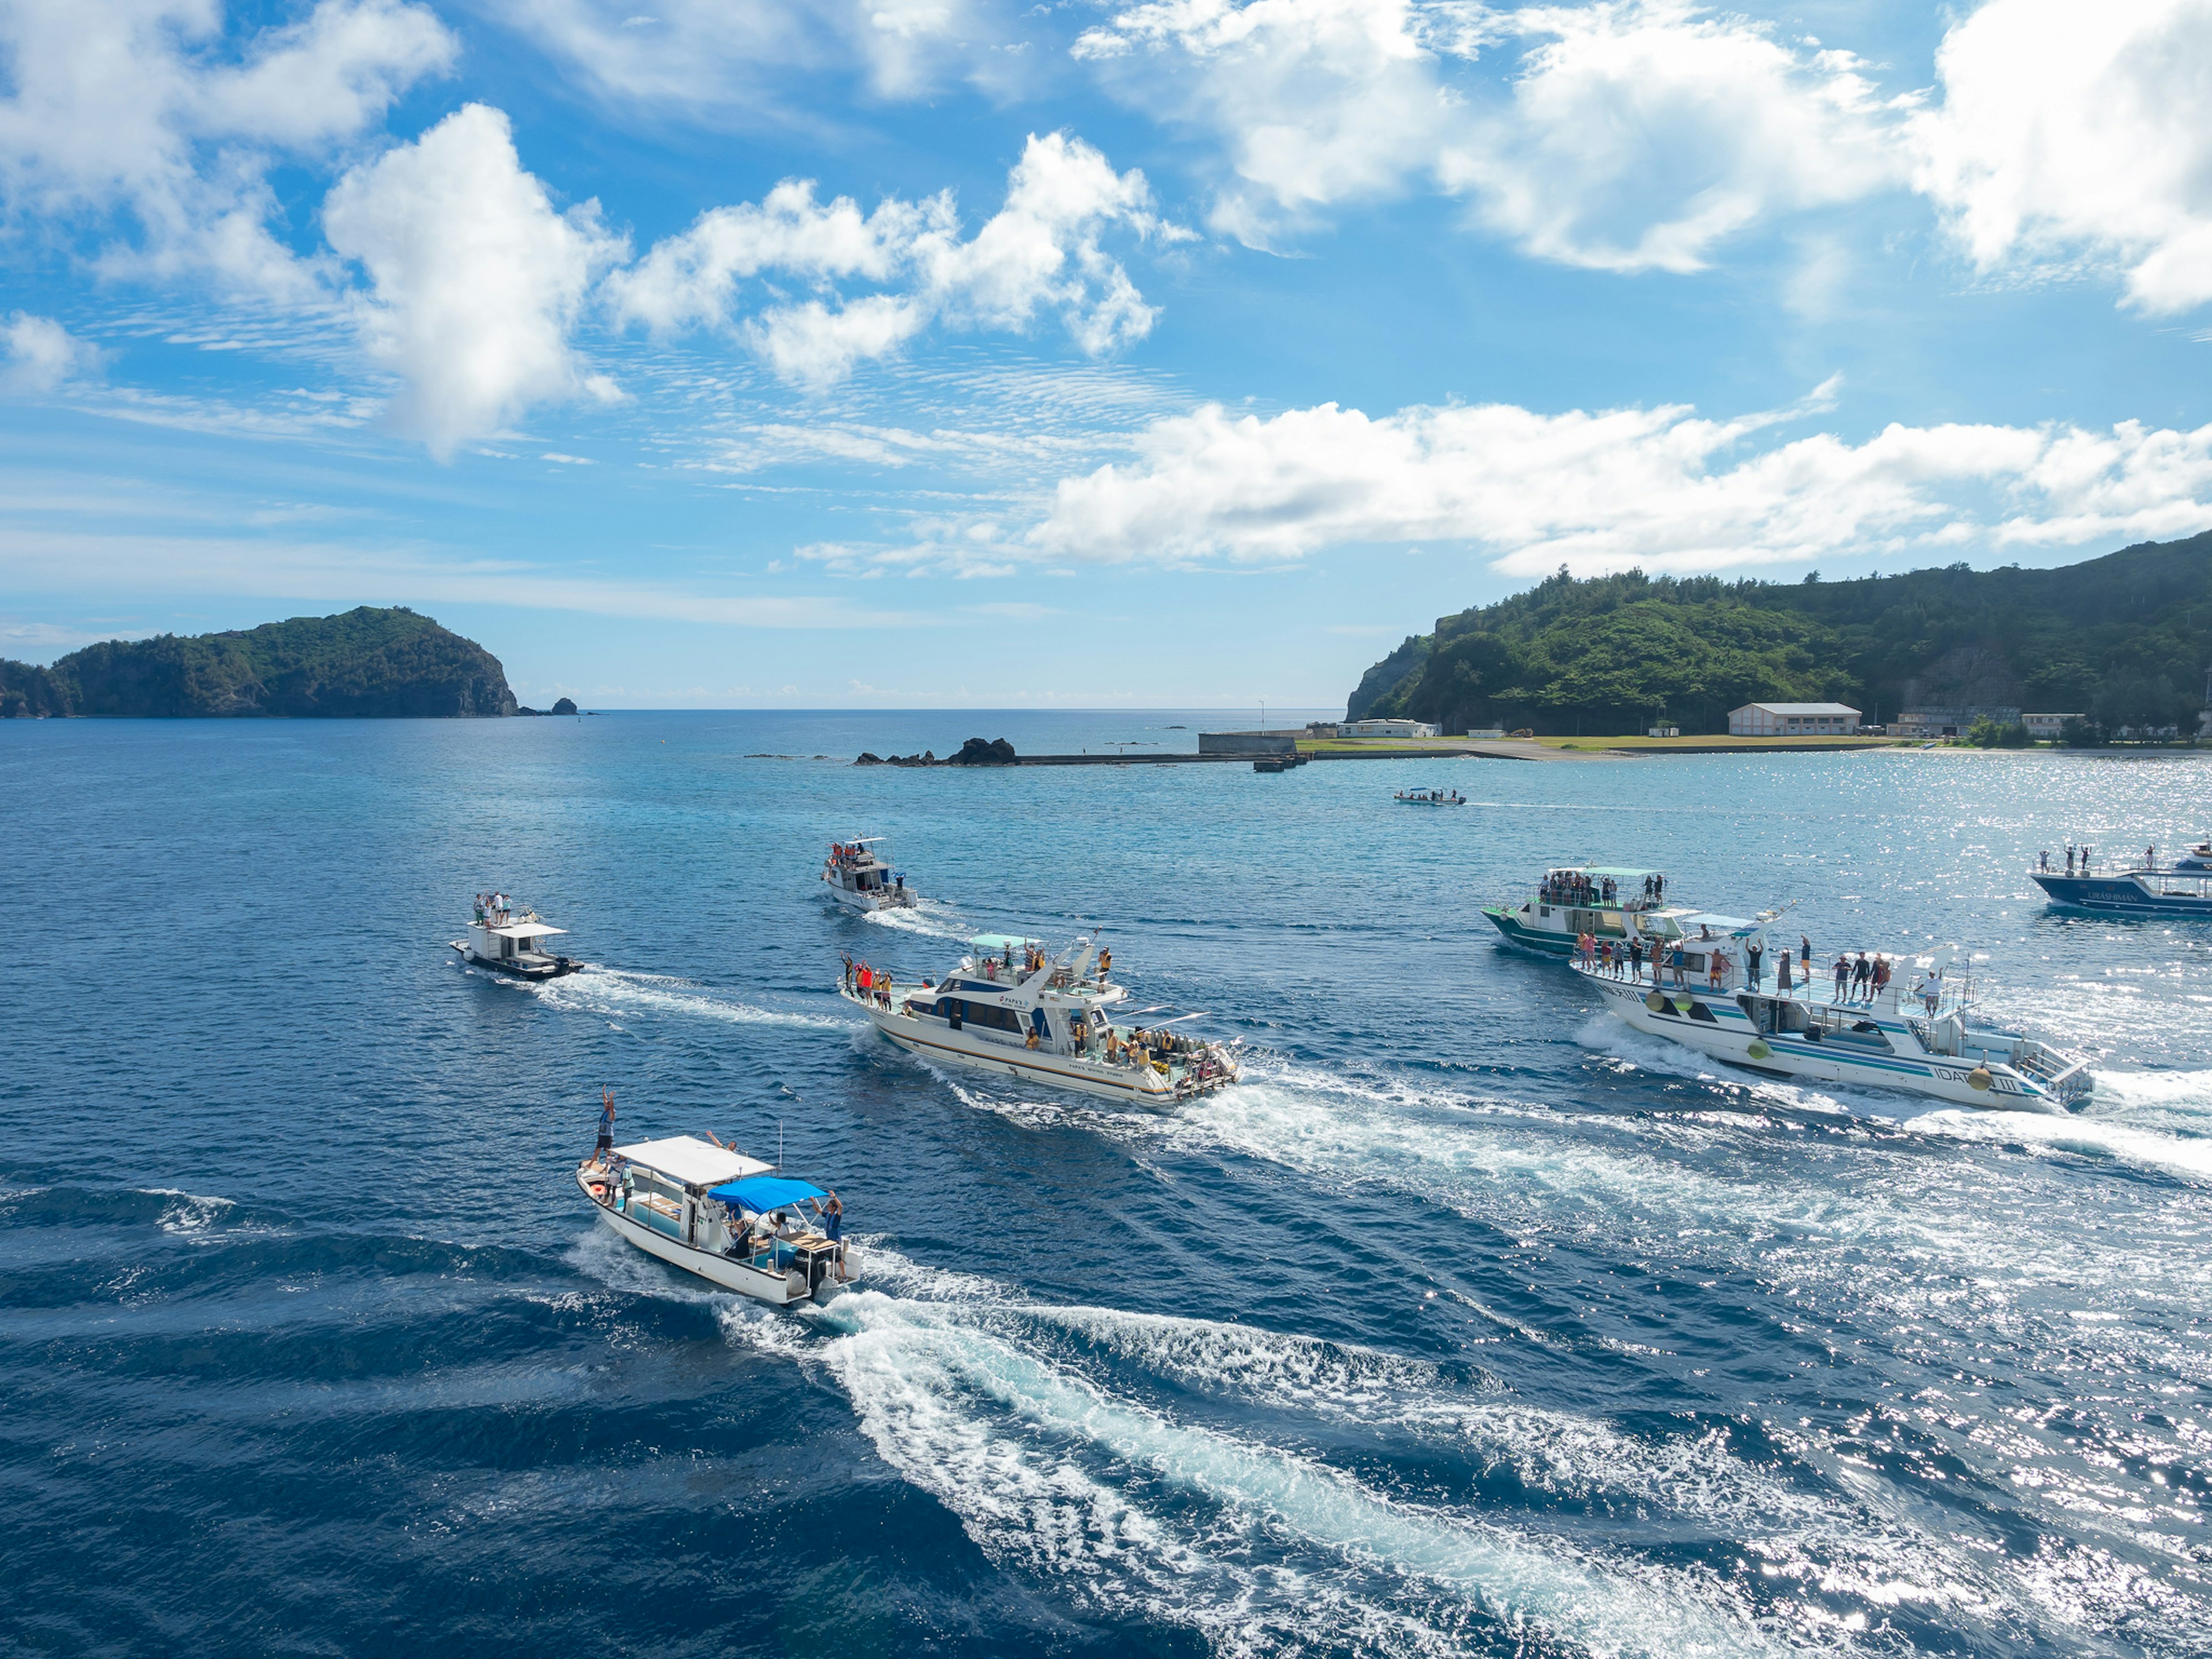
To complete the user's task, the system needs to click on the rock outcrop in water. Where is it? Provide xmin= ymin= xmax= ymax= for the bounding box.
xmin=854 ymin=740 xmax=1014 ymax=767
xmin=953 ymin=737 xmax=1018 ymax=765
xmin=0 ymin=607 xmax=520 ymax=718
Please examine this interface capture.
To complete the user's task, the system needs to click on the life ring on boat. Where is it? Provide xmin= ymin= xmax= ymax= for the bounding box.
xmin=1967 ymin=1064 xmax=1994 ymax=1092
xmin=1644 ymin=991 xmax=1667 ymax=1013
xmin=1746 ymin=1039 xmax=1771 ymax=1060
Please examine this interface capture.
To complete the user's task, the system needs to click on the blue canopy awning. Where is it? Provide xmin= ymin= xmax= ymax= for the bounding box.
xmin=709 ymin=1174 xmax=828 ymax=1213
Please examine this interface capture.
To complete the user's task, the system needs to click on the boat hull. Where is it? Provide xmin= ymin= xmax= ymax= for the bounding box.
xmin=1580 ymin=973 xmax=2078 ymax=1112
xmin=860 ymin=1005 xmax=1222 ymax=1107
xmin=450 ymin=942 xmax=578 ymax=978
xmin=2031 ymin=873 xmax=2212 ymax=916
xmin=824 ymin=881 xmax=916 ymax=912
xmin=1480 ymin=906 xmax=1577 ymax=957
xmin=576 ymin=1169 xmax=851 ymax=1304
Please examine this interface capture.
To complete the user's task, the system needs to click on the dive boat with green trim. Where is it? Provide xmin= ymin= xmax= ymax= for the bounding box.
xmin=1574 ymin=930 xmax=2092 ymax=1111
xmin=842 ymin=933 xmax=1240 ymax=1107
xmin=1482 ymin=865 xmax=1675 ymax=958
xmin=577 ymin=1112 xmax=855 ymax=1305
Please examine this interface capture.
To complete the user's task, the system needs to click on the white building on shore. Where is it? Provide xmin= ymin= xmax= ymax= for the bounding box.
xmin=1727 ymin=702 xmax=1861 ymax=737
xmin=1342 ymin=718 xmax=1441 ymax=738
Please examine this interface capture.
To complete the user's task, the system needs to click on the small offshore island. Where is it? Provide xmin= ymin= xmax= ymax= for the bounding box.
xmin=0 ymin=607 xmax=575 ymax=719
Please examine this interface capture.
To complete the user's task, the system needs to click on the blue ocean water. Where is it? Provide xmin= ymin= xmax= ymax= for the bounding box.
xmin=6 ymin=712 xmax=2212 ymax=1658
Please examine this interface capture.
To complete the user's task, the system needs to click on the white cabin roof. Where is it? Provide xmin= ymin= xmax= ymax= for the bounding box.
xmin=486 ymin=921 xmax=566 ymax=939
xmin=614 ymin=1135 xmax=772 ymax=1188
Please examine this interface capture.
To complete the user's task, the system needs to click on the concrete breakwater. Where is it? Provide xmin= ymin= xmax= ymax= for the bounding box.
xmin=854 ymin=735 xmax=1582 ymax=766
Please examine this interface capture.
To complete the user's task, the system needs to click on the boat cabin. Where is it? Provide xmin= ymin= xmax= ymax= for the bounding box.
xmin=456 ymin=892 xmax=576 ymax=976
xmin=822 ymin=836 xmax=914 ymax=908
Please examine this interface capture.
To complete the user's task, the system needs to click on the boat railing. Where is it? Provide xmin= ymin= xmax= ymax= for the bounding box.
xmin=1582 ymin=954 xmax=1966 ymax=1014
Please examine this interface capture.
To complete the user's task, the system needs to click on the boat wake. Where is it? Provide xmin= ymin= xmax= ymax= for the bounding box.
xmin=858 ymin=896 xmax=966 ymax=940
xmin=536 ymin=965 xmax=853 ymax=1031
xmin=1897 ymin=1104 xmax=2212 ymax=1184
xmin=680 ymin=1247 xmax=2051 ymax=1657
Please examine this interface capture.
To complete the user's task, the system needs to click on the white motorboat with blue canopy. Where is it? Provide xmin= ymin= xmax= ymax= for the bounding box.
xmin=1572 ymin=922 xmax=2092 ymax=1111
xmin=821 ymin=837 xmax=916 ymax=911
xmin=452 ymin=891 xmax=578 ymax=978
xmin=842 ymin=932 xmax=1240 ymax=1106
xmin=578 ymin=1114 xmax=855 ymax=1304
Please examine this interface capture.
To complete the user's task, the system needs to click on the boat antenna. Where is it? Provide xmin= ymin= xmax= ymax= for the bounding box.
xmin=778 ymin=1119 xmax=783 ymax=1171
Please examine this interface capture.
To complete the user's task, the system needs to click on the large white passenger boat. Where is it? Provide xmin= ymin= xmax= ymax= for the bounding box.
xmin=1573 ymin=929 xmax=2092 ymax=1111
xmin=821 ymin=838 xmax=916 ymax=911
xmin=842 ymin=933 xmax=1239 ymax=1106
xmin=578 ymin=1122 xmax=855 ymax=1305
xmin=451 ymin=892 xmax=578 ymax=978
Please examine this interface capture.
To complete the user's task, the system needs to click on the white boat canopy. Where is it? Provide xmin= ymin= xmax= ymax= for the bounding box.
xmin=1673 ymin=912 xmax=1764 ymax=937
xmin=613 ymin=1136 xmax=772 ymax=1189
xmin=486 ymin=921 xmax=567 ymax=940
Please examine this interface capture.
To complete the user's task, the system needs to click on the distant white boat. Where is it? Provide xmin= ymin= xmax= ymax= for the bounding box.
xmin=843 ymin=932 xmax=1239 ymax=1107
xmin=1394 ymin=786 xmax=1464 ymax=805
xmin=821 ymin=838 xmax=916 ymax=911
xmin=578 ymin=1121 xmax=855 ymax=1305
xmin=452 ymin=892 xmax=578 ymax=978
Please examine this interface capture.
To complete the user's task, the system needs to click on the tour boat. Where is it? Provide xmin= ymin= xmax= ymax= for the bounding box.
xmin=577 ymin=1122 xmax=855 ymax=1306
xmin=452 ymin=892 xmax=578 ymax=978
xmin=841 ymin=933 xmax=1240 ymax=1107
xmin=1394 ymin=786 xmax=1464 ymax=805
xmin=821 ymin=837 xmax=916 ymax=911
xmin=2031 ymin=842 xmax=2212 ymax=916
xmin=1482 ymin=865 xmax=1676 ymax=958
xmin=1572 ymin=929 xmax=2092 ymax=1111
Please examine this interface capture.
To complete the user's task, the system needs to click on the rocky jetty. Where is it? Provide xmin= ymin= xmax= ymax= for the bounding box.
xmin=854 ymin=737 xmax=1017 ymax=766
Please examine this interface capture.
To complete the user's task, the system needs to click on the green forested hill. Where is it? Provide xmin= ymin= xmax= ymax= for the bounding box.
xmin=0 ymin=607 xmax=519 ymax=718
xmin=1348 ymin=532 xmax=2212 ymax=734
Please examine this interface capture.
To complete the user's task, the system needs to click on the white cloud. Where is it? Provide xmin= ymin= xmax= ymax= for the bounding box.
xmin=0 ymin=0 xmax=455 ymax=293
xmin=1914 ymin=0 xmax=2212 ymax=314
xmin=1077 ymin=0 xmax=1902 ymax=266
xmin=323 ymin=104 xmax=627 ymax=456
xmin=609 ymin=132 xmax=1175 ymax=386
xmin=0 ymin=312 xmax=102 ymax=393
xmin=1449 ymin=3 xmax=1902 ymax=273
xmin=500 ymin=0 xmax=1029 ymax=118
xmin=978 ymin=388 xmax=2212 ymax=575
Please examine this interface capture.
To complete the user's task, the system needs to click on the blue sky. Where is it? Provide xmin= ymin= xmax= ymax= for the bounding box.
xmin=5 ymin=0 xmax=2212 ymax=709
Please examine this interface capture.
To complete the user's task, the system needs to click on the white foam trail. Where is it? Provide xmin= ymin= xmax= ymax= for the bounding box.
xmin=141 ymin=1188 xmax=238 ymax=1234
xmin=859 ymin=897 xmax=967 ymax=940
xmin=2086 ymin=1066 xmax=2212 ymax=1111
xmin=1169 ymin=1062 xmax=2212 ymax=1301
xmin=578 ymin=1220 xmax=1999 ymax=1651
xmin=1903 ymin=1107 xmax=2212 ymax=1183
xmin=539 ymin=966 xmax=851 ymax=1031
xmin=809 ymin=1291 xmax=1782 ymax=1659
